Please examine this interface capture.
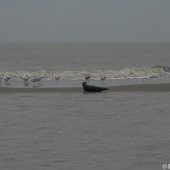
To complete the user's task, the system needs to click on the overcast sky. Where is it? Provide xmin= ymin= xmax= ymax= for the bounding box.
xmin=0 ymin=0 xmax=170 ymax=43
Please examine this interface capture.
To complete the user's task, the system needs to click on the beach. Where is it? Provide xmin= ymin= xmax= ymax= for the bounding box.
xmin=1 ymin=83 xmax=170 ymax=93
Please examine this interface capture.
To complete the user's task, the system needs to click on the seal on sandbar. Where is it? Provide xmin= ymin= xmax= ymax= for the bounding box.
xmin=82 ymin=82 xmax=109 ymax=92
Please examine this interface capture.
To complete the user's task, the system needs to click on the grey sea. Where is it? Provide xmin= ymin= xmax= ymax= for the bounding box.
xmin=0 ymin=43 xmax=170 ymax=170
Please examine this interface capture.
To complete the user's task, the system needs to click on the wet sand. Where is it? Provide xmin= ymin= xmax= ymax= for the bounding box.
xmin=109 ymin=83 xmax=170 ymax=92
xmin=0 ymin=83 xmax=170 ymax=93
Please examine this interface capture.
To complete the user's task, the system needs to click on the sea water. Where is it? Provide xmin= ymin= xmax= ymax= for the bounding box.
xmin=0 ymin=43 xmax=170 ymax=170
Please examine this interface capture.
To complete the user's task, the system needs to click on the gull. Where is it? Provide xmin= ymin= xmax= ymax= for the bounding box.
xmin=100 ymin=75 xmax=106 ymax=81
xmin=4 ymin=75 xmax=11 ymax=86
xmin=0 ymin=73 xmax=3 ymax=86
xmin=100 ymin=75 xmax=106 ymax=86
xmin=84 ymin=74 xmax=91 ymax=84
xmin=0 ymin=78 xmax=2 ymax=86
xmin=30 ymin=77 xmax=42 ymax=87
xmin=21 ymin=74 xmax=30 ymax=87
xmin=55 ymin=75 xmax=60 ymax=81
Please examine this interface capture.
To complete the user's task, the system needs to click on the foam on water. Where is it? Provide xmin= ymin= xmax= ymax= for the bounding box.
xmin=0 ymin=66 xmax=167 ymax=82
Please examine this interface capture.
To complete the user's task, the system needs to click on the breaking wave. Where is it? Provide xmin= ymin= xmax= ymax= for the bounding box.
xmin=0 ymin=65 xmax=169 ymax=81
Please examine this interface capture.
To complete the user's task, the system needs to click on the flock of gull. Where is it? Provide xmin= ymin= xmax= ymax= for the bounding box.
xmin=0 ymin=72 xmax=106 ymax=87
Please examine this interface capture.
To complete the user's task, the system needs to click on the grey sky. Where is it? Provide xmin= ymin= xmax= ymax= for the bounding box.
xmin=0 ymin=0 xmax=170 ymax=43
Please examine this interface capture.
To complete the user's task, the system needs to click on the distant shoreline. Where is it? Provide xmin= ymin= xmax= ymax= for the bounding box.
xmin=0 ymin=83 xmax=170 ymax=93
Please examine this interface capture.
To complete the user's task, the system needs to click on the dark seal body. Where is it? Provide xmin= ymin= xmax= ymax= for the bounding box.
xmin=82 ymin=82 xmax=109 ymax=92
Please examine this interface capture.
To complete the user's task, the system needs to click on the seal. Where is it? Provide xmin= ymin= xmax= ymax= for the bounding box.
xmin=82 ymin=82 xmax=109 ymax=92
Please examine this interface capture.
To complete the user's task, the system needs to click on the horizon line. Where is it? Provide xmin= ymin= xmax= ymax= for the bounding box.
xmin=0 ymin=41 xmax=170 ymax=44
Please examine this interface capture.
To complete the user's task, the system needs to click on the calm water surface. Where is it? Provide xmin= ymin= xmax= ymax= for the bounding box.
xmin=0 ymin=92 xmax=170 ymax=170
xmin=0 ymin=42 xmax=170 ymax=71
